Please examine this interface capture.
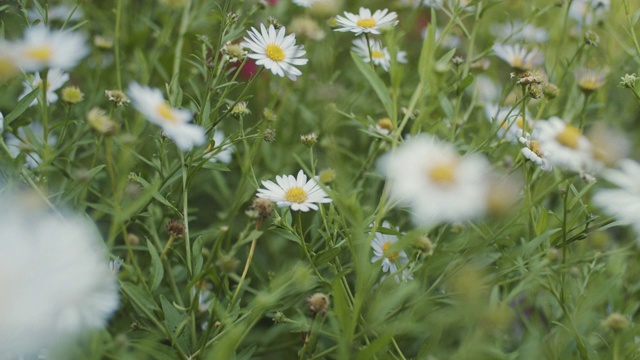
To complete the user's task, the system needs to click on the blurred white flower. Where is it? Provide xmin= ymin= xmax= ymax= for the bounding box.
xmin=334 ymin=8 xmax=399 ymax=36
xmin=242 ymin=24 xmax=308 ymax=81
xmin=19 ymin=68 xmax=69 ymax=106
xmin=127 ymin=82 xmax=205 ymax=151
xmin=470 ymin=75 xmax=500 ymax=102
xmin=0 ymin=111 xmax=3 ymax=133
xmin=351 ymin=37 xmax=391 ymax=71
xmin=569 ymin=0 xmax=609 ymax=26
xmin=533 ymin=117 xmax=594 ymax=172
xmin=371 ymin=222 xmax=412 ymax=283
xmin=256 ymin=169 xmax=332 ymax=212
xmin=0 ymin=192 xmax=119 ymax=357
xmin=593 ymin=159 xmax=640 ymax=239
xmin=206 ymin=131 xmax=234 ymax=164
xmin=484 ymin=104 xmax=532 ymax=143
xmin=28 ymin=5 xmax=84 ymax=22
xmin=493 ymin=43 xmax=544 ymax=71
xmin=12 ymin=25 xmax=88 ymax=71
xmin=379 ymin=135 xmax=491 ymax=226
xmin=5 ymin=123 xmax=57 ymax=169
xmin=292 ymin=0 xmax=318 ymax=7
xmin=491 ymin=21 xmax=549 ymax=43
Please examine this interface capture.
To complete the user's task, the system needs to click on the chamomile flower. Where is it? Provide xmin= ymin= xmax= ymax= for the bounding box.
xmin=242 ymin=24 xmax=308 ymax=81
xmin=127 ymin=82 xmax=205 ymax=151
xmin=351 ymin=37 xmax=391 ymax=71
xmin=519 ymin=134 xmax=553 ymax=171
xmin=492 ymin=43 xmax=544 ymax=72
xmin=533 ymin=117 xmax=594 ymax=172
xmin=569 ymin=0 xmax=609 ymax=26
xmin=592 ymin=159 xmax=640 ymax=239
xmin=13 ymin=25 xmax=88 ymax=72
xmin=371 ymin=222 xmax=412 ymax=283
xmin=484 ymin=104 xmax=532 ymax=143
xmin=379 ymin=135 xmax=491 ymax=226
xmin=5 ymin=123 xmax=57 ymax=169
xmin=334 ymin=8 xmax=399 ymax=36
xmin=491 ymin=21 xmax=549 ymax=43
xmin=19 ymin=68 xmax=69 ymax=106
xmin=28 ymin=5 xmax=84 ymax=22
xmin=256 ymin=170 xmax=332 ymax=212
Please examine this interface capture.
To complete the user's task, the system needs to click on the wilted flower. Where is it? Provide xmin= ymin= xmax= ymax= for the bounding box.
xmin=221 ymin=42 xmax=246 ymax=63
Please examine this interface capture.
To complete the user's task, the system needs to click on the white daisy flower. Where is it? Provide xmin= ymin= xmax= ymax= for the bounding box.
xmin=371 ymin=222 xmax=412 ymax=283
xmin=5 ymin=123 xmax=58 ymax=169
xmin=334 ymin=8 xmax=399 ymax=36
xmin=484 ymin=104 xmax=532 ymax=144
xmin=378 ymin=135 xmax=491 ymax=226
xmin=492 ymin=43 xmax=544 ymax=71
xmin=0 ymin=191 xmax=119 ymax=357
xmin=127 ymin=82 xmax=206 ymax=151
xmin=0 ymin=111 xmax=3 ymax=133
xmin=351 ymin=37 xmax=391 ymax=71
xmin=19 ymin=68 xmax=69 ymax=106
xmin=206 ymin=131 xmax=234 ymax=164
xmin=519 ymin=134 xmax=553 ymax=172
xmin=256 ymin=169 xmax=332 ymax=212
xmin=242 ymin=24 xmax=308 ymax=81
xmin=12 ymin=25 xmax=88 ymax=72
xmin=533 ymin=117 xmax=594 ymax=172
xmin=593 ymin=159 xmax=640 ymax=239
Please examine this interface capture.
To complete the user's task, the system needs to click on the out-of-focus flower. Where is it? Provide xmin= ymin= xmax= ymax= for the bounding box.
xmin=105 ymin=89 xmax=130 ymax=107
xmin=5 ymin=123 xmax=57 ymax=169
xmin=289 ymin=17 xmax=326 ymax=41
xmin=87 ymin=107 xmax=118 ymax=134
xmin=351 ymin=37 xmax=391 ymax=71
xmin=575 ymin=67 xmax=606 ymax=94
xmin=256 ymin=170 xmax=332 ymax=212
xmin=292 ymin=0 xmax=318 ymax=7
xmin=587 ymin=123 xmax=630 ymax=166
xmin=371 ymin=222 xmax=412 ymax=283
xmin=334 ymin=8 xmax=398 ymax=36
xmin=484 ymin=104 xmax=532 ymax=143
xmin=206 ymin=131 xmax=234 ymax=164
xmin=11 ymin=25 xmax=88 ymax=71
xmin=28 ymin=5 xmax=84 ymax=22
xmin=470 ymin=75 xmax=500 ymax=102
xmin=379 ymin=135 xmax=491 ymax=226
xmin=242 ymin=24 xmax=308 ymax=81
xmin=127 ymin=82 xmax=205 ymax=151
xmin=491 ymin=21 xmax=549 ymax=43
xmin=0 ymin=192 xmax=119 ymax=357
xmin=19 ymin=68 xmax=69 ymax=106
xmin=221 ymin=42 xmax=246 ymax=63
xmin=593 ymin=159 xmax=640 ymax=239
xmin=519 ymin=134 xmax=553 ymax=172
xmin=493 ymin=43 xmax=544 ymax=72
xmin=61 ymin=85 xmax=84 ymax=104
xmin=569 ymin=0 xmax=609 ymax=26
xmin=533 ymin=117 xmax=594 ymax=172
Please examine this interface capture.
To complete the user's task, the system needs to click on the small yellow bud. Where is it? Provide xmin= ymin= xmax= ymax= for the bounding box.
xmin=62 ymin=86 xmax=84 ymax=104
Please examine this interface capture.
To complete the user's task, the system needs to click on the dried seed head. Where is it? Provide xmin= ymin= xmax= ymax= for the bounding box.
xmin=306 ymin=293 xmax=330 ymax=315
xmin=251 ymin=197 xmax=274 ymax=219
xmin=105 ymin=89 xmax=130 ymax=107
xmin=604 ymin=313 xmax=630 ymax=332
xmin=263 ymin=128 xmax=276 ymax=143
xmin=300 ymin=132 xmax=318 ymax=147
xmin=542 ymin=82 xmax=560 ymax=99
xmin=528 ymin=83 xmax=543 ymax=99
xmin=166 ymin=219 xmax=186 ymax=238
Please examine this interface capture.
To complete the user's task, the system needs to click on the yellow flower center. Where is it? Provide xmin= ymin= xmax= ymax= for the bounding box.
xmin=555 ymin=125 xmax=581 ymax=150
xmin=511 ymin=56 xmax=523 ymax=69
xmin=285 ymin=187 xmax=308 ymax=203
xmin=578 ymin=78 xmax=600 ymax=91
xmin=377 ymin=118 xmax=393 ymax=131
xmin=429 ymin=162 xmax=457 ymax=185
xmin=37 ymin=80 xmax=51 ymax=90
xmin=0 ymin=57 xmax=18 ymax=80
xmin=156 ymin=103 xmax=178 ymax=123
xmin=382 ymin=242 xmax=399 ymax=262
xmin=26 ymin=46 xmax=53 ymax=61
xmin=529 ymin=140 xmax=543 ymax=157
xmin=265 ymin=44 xmax=285 ymax=62
xmin=357 ymin=18 xmax=377 ymax=29
xmin=372 ymin=50 xmax=384 ymax=59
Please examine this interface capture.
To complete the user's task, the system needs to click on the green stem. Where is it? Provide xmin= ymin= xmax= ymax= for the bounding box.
xmin=171 ymin=0 xmax=193 ymax=101
xmin=179 ymin=150 xmax=193 ymax=277
xmin=115 ymin=0 xmax=123 ymax=89
xmin=227 ymin=217 xmax=262 ymax=311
